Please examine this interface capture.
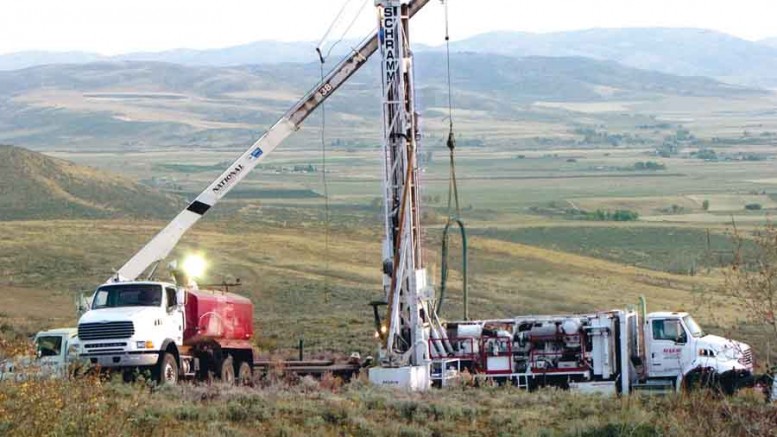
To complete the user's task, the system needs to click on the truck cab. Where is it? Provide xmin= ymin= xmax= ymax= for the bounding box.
xmin=0 ymin=328 xmax=80 ymax=381
xmin=644 ymin=312 xmax=753 ymax=391
xmin=34 ymin=328 xmax=81 ymax=378
xmin=78 ymin=281 xmax=184 ymax=371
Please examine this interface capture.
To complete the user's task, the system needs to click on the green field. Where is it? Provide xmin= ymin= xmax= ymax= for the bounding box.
xmin=474 ymin=226 xmax=741 ymax=274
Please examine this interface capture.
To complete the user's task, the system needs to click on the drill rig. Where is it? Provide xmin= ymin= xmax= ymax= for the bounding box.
xmin=369 ymin=0 xmax=451 ymax=389
xmin=76 ymin=0 xmax=447 ymax=389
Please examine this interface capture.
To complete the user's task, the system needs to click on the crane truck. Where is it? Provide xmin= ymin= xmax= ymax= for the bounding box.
xmin=76 ymin=0 xmax=435 ymax=385
xmin=74 ymin=0 xmax=759 ymax=394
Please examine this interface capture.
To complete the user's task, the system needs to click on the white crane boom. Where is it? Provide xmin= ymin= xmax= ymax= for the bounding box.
xmin=114 ymin=0 xmax=432 ymax=282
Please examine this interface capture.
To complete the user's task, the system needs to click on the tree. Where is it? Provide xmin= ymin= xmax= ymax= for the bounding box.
xmin=724 ymin=224 xmax=777 ymax=340
xmin=702 ymin=200 xmax=710 ymax=211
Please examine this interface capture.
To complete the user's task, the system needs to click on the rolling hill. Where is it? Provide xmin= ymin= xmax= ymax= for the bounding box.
xmin=0 ymin=54 xmax=759 ymax=149
xmin=0 ymin=145 xmax=183 ymax=220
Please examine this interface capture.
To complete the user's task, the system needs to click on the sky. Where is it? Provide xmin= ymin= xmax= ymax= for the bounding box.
xmin=1 ymin=0 xmax=777 ymax=55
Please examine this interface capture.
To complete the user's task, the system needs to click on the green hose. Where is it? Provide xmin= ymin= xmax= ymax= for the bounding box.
xmin=439 ymin=218 xmax=468 ymax=320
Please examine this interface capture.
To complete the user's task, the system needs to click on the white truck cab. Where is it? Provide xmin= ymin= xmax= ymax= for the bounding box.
xmin=34 ymin=328 xmax=81 ymax=378
xmin=0 ymin=328 xmax=80 ymax=380
xmin=645 ymin=312 xmax=753 ymax=391
xmin=78 ymin=281 xmax=184 ymax=371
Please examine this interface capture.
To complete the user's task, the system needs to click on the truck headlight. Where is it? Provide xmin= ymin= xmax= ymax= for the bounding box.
xmin=136 ymin=341 xmax=154 ymax=349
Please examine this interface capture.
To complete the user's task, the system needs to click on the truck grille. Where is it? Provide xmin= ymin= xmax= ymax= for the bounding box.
xmin=79 ymin=322 xmax=134 ymax=340
xmin=739 ymin=349 xmax=754 ymax=367
xmin=84 ymin=343 xmax=127 ymax=349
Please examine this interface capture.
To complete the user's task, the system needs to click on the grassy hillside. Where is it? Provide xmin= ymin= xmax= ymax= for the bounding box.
xmin=0 ymin=217 xmax=751 ymax=353
xmin=0 ymin=56 xmax=760 ymax=149
xmin=0 ymin=145 xmax=182 ymax=220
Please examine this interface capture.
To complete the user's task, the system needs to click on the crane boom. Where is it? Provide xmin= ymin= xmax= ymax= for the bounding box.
xmin=114 ymin=0 xmax=432 ymax=282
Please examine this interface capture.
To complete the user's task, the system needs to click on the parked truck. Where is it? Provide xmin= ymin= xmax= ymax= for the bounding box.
xmin=1 ymin=328 xmax=81 ymax=381
xmin=431 ymin=302 xmax=754 ymax=394
xmin=78 ymin=280 xmax=256 ymax=384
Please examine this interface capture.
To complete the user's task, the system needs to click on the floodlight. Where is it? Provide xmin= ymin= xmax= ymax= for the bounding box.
xmin=181 ymin=254 xmax=207 ymax=279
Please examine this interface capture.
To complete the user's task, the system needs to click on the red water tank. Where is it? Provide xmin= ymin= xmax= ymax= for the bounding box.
xmin=183 ymin=288 xmax=254 ymax=344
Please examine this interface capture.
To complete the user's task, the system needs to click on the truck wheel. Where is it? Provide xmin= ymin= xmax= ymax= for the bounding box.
xmin=684 ymin=368 xmax=719 ymax=393
xmin=220 ymin=356 xmax=235 ymax=384
xmin=156 ymin=353 xmax=179 ymax=385
xmin=122 ymin=370 xmax=136 ymax=383
xmin=237 ymin=361 xmax=252 ymax=386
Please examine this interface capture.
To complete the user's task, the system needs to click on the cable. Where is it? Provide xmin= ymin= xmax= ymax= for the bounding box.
xmin=317 ymin=0 xmax=371 ymax=63
xmin=317 ymin=0 xmax=355 ymax=51
xmin=437 ymin=0 xmax=469 ymax=321
xmin=319 ymin=61 xmax=331 ymax=304
xmin=315 ymin=0 xmax=372 ymax=302
xmin=444 ymin=0 xmax=454 ymax=128
xmin=326 ymin=0 xmax=371 ymax=61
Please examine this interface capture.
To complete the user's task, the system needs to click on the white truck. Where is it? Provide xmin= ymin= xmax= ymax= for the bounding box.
xmin=433 ymin=301 xmax=755 ymax=394
xmin=1 ymin=328 xmax=81 ymax=380
xmin=77 ymin=279 xmax=257 ymax=384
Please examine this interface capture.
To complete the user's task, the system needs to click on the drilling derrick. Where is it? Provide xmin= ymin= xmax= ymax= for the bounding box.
xmin=371 ymin=0 xmax=450 ymax=390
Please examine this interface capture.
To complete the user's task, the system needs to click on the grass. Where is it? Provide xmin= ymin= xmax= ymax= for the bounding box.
xmin=0 ymin=367 xmax=774 ymax=437
xmin=0 ymin=217 xmax=753 ymax=359
xmin=473 ymin=225 xmax=741 ymax=274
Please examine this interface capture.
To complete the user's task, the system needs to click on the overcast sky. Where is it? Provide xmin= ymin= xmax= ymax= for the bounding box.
xmin=1 ymin=0 xmax=776 ymax=55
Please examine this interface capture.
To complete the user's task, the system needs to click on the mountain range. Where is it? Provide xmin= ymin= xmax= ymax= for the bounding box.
xmin=3 ymin=28 xmax=777 ymax=87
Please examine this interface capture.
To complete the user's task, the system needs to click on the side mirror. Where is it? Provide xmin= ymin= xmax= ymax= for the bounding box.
xmin=75 ymin=293 xmax=91 ymax=317
xmin=176 ymin=289 xmax=186 ymax=308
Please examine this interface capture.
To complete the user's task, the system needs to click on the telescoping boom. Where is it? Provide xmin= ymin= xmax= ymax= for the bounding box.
xmin=114 ymin=0 xmax=432 ymax=283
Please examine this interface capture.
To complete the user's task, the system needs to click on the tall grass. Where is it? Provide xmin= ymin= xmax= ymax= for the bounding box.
xmin=1 ymin=359 xmax=775 ymax=437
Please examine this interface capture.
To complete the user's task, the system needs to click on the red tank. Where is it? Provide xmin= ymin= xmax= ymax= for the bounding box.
xmin=183 ymin=288 xmax=254 ymax=345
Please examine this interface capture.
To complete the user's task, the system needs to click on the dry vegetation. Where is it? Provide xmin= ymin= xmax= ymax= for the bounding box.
xmin=0 ymin=363 xmax=775 ymax=437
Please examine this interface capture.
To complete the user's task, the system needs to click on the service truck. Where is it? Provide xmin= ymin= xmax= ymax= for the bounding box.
xmin=431 ymin=300 xmax=754 ymax=394
xmin=78 ymin=280 xmax=256 ymax=384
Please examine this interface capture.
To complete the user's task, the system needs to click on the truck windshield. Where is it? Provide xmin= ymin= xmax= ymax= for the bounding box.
xmin=683 ymin=315 xmax=705 ymax=338
xmin=92 ymin=284 xmax=163 ymax=309
xmin=36 ymin=336 xmax=62 ymax=357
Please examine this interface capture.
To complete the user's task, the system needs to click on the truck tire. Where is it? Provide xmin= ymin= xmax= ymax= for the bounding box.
xmin=220 ymin=356 xmax=235 ymax=384
xmin=683 ymin=367 xmax=719 ymax=393
xmin=237 ymin=361 xmax=252 ymax=386
xmin=156 ymin=352 xmax=179 ymax=386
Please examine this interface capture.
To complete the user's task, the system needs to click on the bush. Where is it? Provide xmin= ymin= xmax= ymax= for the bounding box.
xmin=634 ymin=161 xmax=666 ymax=171
xmin=578 ymin=209 xmax=640 ymax=222
xmin=745 ymin=203 xmax=762 ymax=211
